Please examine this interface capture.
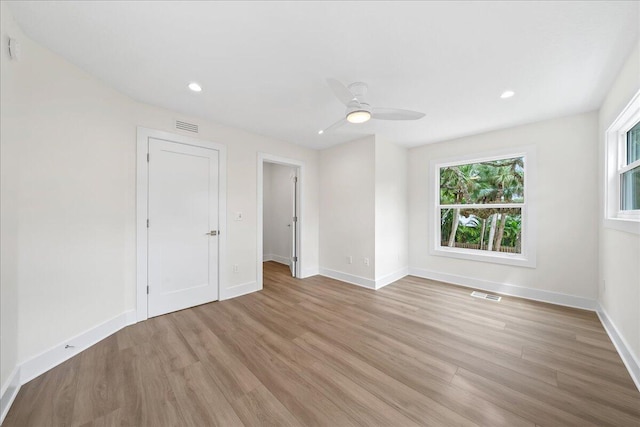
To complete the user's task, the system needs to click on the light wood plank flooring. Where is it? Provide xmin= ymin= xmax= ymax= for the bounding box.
xmin=5 ymin=261 xmax=640 ymax=426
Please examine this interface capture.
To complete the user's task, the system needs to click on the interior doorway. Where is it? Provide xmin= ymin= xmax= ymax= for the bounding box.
xmin=257 ymin=153 xmax=303 ymax=289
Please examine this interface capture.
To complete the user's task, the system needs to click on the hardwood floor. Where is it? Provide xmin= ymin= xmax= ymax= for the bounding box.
xmin=5 ymin=261 xmax=640 ymax=426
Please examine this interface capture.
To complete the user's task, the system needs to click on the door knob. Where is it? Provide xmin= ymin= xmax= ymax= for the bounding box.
xmin=206 ymin=230 xmax=218 ymax=236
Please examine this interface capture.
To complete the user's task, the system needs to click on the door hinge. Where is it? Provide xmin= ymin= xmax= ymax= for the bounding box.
xmin=146 ymin=285 xmax=149 ymax=294
xmin=294 ymin=177 xmax=298 ymax=183
xmin=146 ymin=219 xmax=149 ymax=228
xmin=147 ymin=153 xmax=150 ymax=162
xmin=293 ymin=256 xmax=298 ymax=262
xmin=293 ymin=216 xmax=298 ymax=222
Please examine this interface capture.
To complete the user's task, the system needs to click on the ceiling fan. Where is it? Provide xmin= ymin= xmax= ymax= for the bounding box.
xmin=319 ymin=78 xmax=425 ymax=134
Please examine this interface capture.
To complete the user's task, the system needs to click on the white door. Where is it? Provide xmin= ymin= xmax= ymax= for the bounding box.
xmin=290 ymin=175 xmax=297 ymax=277
xmin=148 ymin=138 xmax=219 ymax=317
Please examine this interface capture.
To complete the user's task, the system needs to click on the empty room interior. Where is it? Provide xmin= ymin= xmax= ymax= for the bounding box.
xmin=2 ymin=1 xmax=640 ymax=426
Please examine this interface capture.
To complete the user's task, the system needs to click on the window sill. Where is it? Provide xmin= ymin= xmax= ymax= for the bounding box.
xmin=431 ymin=246 xmax=536 ymax=268
xmin=603 ymin=217 xmax=640 ymax=235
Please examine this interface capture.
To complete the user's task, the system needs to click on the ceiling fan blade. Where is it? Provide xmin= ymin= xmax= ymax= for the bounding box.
xmin=327 ymin=78 xmax=355 ymax=106
xmin=372 ymin=107 xmax=425 ymax=120
xmin=319 ymin=118 xmax=347 ymax=134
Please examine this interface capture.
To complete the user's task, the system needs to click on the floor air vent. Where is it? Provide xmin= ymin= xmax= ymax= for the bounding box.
xmin=175 ymin=120 xmax=199 ymax=133
xmin=470 ymin=291 xmax=501 ymax=302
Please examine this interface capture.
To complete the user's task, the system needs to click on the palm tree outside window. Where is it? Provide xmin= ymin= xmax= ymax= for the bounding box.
xmin=439 ymin=156 xmax=525 ymax=254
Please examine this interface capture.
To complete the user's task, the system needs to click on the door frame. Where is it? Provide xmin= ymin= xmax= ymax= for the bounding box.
xmin=136 ymin=127 xmax=227 ymax=322
xmin=257 ymin=153 xmax=304 ymax=289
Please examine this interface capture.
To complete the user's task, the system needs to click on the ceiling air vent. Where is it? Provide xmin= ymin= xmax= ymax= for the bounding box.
xmin=470 ymin=291 xmax=502 ymax=302
xmin=175 ymin=120 xmax=198 ymax=133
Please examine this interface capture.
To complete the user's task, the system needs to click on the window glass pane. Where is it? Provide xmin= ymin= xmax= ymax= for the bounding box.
xmin=439 ymin=156 xmax=524 ymax=205
xmin=440 ymin=207 xmax=522 ymax=254
xmin=627 ymin=121 xmax=640 ymax=165
xmin=621 ymin=166 xmax=640 ymax=210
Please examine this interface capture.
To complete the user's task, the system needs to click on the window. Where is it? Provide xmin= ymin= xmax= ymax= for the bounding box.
xmin=605 ymin=90 xmax=640 ymax=234
xmin=430 ymin=146 xmax=536 ymax=267
xmin=620 ymin=121 xmax=640 ymax=210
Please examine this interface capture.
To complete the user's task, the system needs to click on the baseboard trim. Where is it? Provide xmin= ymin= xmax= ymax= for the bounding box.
xmin=319 ymin=268 xmax=376 ymax=289
xmin=300 ymin=267 xmax=319 ymax=278
xmin=220 ymin=281 xmax=258 ymax=300
xmin=597 ymin=303 xmax=640 ymax=391
xmin=0 ymin=366 xmax=21 ymax=424
xmin=375 ymin=267 xmax=409 ymax=289
xmin=263 ymin=254 xmax=290 ymax=265
xmin=20 ymin=310 xmax=137 ymax=386
xmin=408 ymin=267 xmax=596 ymax=311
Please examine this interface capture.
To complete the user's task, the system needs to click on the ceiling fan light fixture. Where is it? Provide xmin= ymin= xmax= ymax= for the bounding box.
xmin=346 ymin=110 xmax=371 ymax=124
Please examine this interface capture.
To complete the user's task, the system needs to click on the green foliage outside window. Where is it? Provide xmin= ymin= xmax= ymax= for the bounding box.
xmin=439 ymin=157 xmax=524 ymax=253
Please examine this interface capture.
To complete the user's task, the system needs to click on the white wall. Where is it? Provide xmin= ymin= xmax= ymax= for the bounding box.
xmin=409 ymin=112 xmax=600 ymax=302
xmin=319 ymin=135 xmax=409 ymax=288
xmin=598 ymin=42 xmax=640 ymax=362
xmin=320 ymin=136 xmax=376 ymax=281
xmin=375 ymin=137 xmax=409 ymax=280
xmin=263 ymin=162 xmax=295 ymax=264
xmin=0 ymin=6 xmax=319 ymax=384
xmin=0 ymin=0 xmax=21 ymax=396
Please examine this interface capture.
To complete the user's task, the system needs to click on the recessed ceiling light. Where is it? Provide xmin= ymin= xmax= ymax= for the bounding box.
xmin=318 ymin=130 xmax=324 ymax=135
xmin=500 ymin=90 xmax=515 ymax=99
xmin=188 ymin=82 xmax=202 ymax=92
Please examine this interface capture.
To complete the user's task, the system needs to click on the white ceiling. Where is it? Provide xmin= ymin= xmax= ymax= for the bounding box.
xmin=8 ymin=1 xmax=640 ymax=149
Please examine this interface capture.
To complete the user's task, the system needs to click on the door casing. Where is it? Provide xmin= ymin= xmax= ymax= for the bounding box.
xmin=136 ymin=127 xmax=227 ymax=322
xmin=257 ymin=153 xmax=304 ymax=289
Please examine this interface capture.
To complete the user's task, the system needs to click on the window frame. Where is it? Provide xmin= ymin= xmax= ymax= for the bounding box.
xmin=604 ymin=89 xmax=640 ymax=234
xmin=429 ymin=145 xmax=537 ymax=268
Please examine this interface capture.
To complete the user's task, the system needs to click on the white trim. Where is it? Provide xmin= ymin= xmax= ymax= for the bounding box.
xmin=125 ymin=310 xmax=137 ymax=326
xmin=20 ymin=310 xmax=136 ymax=385
xmin=136 ymin=127 xmax=227 ymax=321
xmin=429 ymin=145 xmax=537 ymax=268
xmin=263 ymin=253 xmax=290 ymax=265
xmin=596 ymin=303 xmax=640 ymax=391
xmin=319 ymin=268 xmax=376 ymax=290
xmin=220 ymin=281 xmax=258 ymax=301
xmin=408 ymin=267 xmax=596 ymax=310
xmin=438 ymin=202 xmax=524 ymax=209
xmin=0 ymin=366 xmax=19 ymax=406
xmin=604 ymin=89 xmax=640 ymax=233
xmin=319 ymin=267 xmax=409 ymax=290
xmin=257 ymin=153 xmax=304 ymax=290
xmin=375 ymin=267 xmax=409 ymax=289
xmin=603 ymin=217 xmax=640 ymax=234
xmin=301 ymin=268 xmax=320 ymax=278
xmin=0 ymin=367 xmax=20 ymax=424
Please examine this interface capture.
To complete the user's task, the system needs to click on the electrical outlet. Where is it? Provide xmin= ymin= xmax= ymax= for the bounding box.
xmin=364 ymin=257 xmax=370 ymax=266
xmin=347 ymin=256 xmax=353 ymax=264
xmin=233 ymin=264 xmax=239 ymax=273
